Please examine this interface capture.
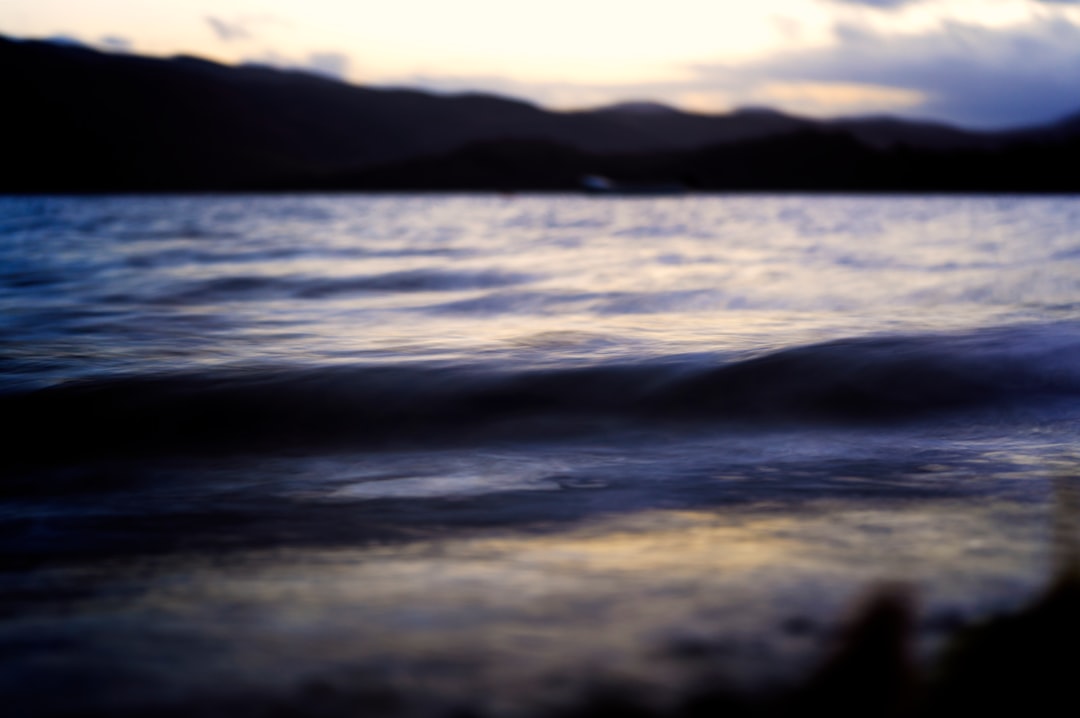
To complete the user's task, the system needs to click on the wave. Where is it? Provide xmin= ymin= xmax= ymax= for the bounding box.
xmin=149 ymin=269 xmax=534 ymax=304
xmin=431 ymin=288 xmax=731 ymax=315
xmin=4 ymin=328 xmax=1079 ymax=464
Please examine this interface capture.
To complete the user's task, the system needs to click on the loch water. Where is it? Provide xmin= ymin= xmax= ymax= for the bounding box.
xmin=2 ymin=194 xmax=1080 ymax=716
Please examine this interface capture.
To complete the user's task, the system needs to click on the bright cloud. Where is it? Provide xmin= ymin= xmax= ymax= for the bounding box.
xmin=705 ymin=13 xmax=1080 ymax=126
xmin=754 ymin=82 xmax=926 ymax=113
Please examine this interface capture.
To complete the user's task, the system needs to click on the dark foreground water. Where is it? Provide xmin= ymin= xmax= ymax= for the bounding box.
xmin=2 ymin=194 xmax=1080 ymax=716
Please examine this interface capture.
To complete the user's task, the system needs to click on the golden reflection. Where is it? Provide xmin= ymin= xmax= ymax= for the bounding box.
xmin=49 ymin=497 xmax=1060 ymax=710
xmin=136 ymin=499 xmax=1051 ymax=637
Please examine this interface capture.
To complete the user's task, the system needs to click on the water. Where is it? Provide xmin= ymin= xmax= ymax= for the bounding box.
xmin=2 ymin=194 xmax=1080 ymax=716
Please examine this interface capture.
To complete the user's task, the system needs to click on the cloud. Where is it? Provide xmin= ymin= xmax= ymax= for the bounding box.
xmin=44 ymin=34 xmax=87 ymax=48
xmin=242 ymin=50 xmax=353 ymax=82
xmin=206 ymin=16 xmax=251 ymax=43
xmin=824 ymin=0 xmax=919 ymax=7
xmin=305 ymin=52 xmax=350 ymax=81
xmin=753 ymin=81 xmax=924 ymax=113
xmin=205 ymin=13 xmax=292 ymax=45
xmin=391 ymin=12 xmax=1080 ymax=128
xmin=351 ymin=3 xmax=1080 ymax=128
xmin=687 ymin=15 xmax=1080 ymax=127
xmin=98 ymin=35 xmax=133 ymax=52
xmin=822 ymin=0 xmax=1080 ymax=7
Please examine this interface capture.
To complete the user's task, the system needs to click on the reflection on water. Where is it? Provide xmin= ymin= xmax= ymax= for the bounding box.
xmin=3 ymin=194 xmax=1080 ymax=716
xmin=1 ymin=497 xmax=1055 ymax=716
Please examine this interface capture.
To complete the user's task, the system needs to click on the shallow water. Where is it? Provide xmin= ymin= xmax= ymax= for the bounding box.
xmin=2 ymin=194 xmax=1080 ymax=716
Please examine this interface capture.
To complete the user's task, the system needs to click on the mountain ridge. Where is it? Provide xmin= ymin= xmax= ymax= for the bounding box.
xmin=3 ymin=35 xmax=1078 ymax=192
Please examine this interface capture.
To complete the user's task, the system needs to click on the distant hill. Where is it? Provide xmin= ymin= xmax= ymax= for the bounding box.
xmin=2 ymin=35 xmax=1078 ymax=192
xmin=327 ymin=130 xmax=1080 ymax=193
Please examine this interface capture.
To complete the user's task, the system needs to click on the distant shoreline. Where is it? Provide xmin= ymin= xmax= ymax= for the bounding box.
xmin=5 ymin=35 xmax=1079 ymax=195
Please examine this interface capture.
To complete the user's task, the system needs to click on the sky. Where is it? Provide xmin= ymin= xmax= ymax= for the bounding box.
xmin=3 ymin=0 xmax=1080 ymax=128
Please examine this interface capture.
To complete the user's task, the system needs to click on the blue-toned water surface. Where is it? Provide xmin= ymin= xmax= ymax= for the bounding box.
xmin=2 ymin=194 xmax=1079 ymax=716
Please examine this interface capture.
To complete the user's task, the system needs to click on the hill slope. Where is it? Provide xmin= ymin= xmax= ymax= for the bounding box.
xmin=2 ymin=36 xmax=1077 ymax=192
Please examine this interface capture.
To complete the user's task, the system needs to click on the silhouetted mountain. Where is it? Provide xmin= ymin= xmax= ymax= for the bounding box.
xmin=2 ymin=35 xmax=1079 ymax=192
xmin=594 ymin=101 xmax=683 ymax=115
xmin=0 ymin=36 xmax=814 ymax=191
xmin=1006 ymin=108 xmax=1080 ymax=144
xmin=337 ymin=129 xmax=1080 ymax=193
xmin=827 ymin=116 xmax=1002 ymax=150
